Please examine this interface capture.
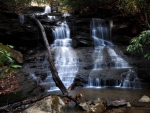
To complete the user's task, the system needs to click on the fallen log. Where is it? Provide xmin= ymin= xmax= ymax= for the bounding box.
xmin=0 ymin=93 xmax=81 ymax=112
xmin=0 ymin=94 xmax=47 ymax=112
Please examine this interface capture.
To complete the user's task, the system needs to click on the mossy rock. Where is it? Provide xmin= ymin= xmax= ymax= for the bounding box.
xmin=0 ymin=43 xmax=23 ymax=63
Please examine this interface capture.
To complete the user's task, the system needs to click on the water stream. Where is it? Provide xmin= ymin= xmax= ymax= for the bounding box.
xmin=18 ymin=14 xmax=25 ymax=24
xmin=22 ymin=9 xmax=142 ymax=92
xmin=44 ymin=6 xmax=51 ymax=14
xmin=87 ymin=18 xmax=141 ymax=88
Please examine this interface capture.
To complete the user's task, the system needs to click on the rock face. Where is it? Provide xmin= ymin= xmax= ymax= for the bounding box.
xmin=0 ymin=70 xmax=37 ymax=107
xmin=72 ymin=35 xmax=93 ymax=47
xmin=23 ymin=96 xmax=65 ymax=113
xmin=21 ymin=45 xmax=150 ymax=90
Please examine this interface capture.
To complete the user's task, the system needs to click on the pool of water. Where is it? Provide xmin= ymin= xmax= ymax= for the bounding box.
xmin=50 ymin=87 xmax=150 ymax=101
xmin=48 ymin=87 xmax=150 ymax=113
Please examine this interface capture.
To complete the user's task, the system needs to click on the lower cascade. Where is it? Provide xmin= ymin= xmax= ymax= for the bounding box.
xmin=87 ymin=18 xmax=141 ymax=88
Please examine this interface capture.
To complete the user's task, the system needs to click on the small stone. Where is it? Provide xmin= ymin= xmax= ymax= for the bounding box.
xmin=79 ymin=102 xmax=89 ymax=111
xmin=126 ymin=102 xmax=131 ymax=107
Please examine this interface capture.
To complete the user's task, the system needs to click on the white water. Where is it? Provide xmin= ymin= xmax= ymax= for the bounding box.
xmin=91 ymin=18 xmax=113 ymax=47
xmin=88 ymin=18 xmax=141 ymax=88
xmin=19 ymin=14 xmax=25 ymax=24
xmin=62 ymin=13 xmax=71 ymax=18
xmin=44 ymin=6 xmax=51 ymax=13
xmin=46 ymin=21 xmax=78 ymax=91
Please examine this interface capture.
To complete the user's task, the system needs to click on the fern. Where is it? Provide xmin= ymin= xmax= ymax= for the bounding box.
xmin=0 ymin=43 xmax=22 ymax=77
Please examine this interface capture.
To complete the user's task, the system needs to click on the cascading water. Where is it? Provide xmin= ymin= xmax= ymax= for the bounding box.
xmin=44 ymin=21 xmax=78 ymax=91
xmin=121 ymin=69 xmax=141 ymax=88
xmin=18 ymin=14 xmax=25 ymax=24
xmin=90 ymin=18 xmax=113 ymax=47
xmin=87 ymin=18 xmax=141 ymax=88
xmin=44 ymin=6 xmax=51 ymax=14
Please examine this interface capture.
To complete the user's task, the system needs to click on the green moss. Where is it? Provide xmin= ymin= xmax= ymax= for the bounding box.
xmin=89 ymin=103 xmax=105 ymax=113
xmin=52 ymin=95 xmax=59 ymax=110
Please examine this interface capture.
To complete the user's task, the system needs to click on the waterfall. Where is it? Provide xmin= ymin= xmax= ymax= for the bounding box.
xmin=121 ymin=69 xmax=141 ymax=88
xmin=18 ymin=14 xmax=25 ymax=24
xmin=46 ymin=21 xmax=78 ymax=91
xmin=44 ymin=6 xmax=51 ymax=13
xmin=52 ymin=21 xmax=70 ymax=40
xmin=87 ymin=18 xmax=141 ymax=88
xmin=91 ymin=18 xmax=113 ymax=47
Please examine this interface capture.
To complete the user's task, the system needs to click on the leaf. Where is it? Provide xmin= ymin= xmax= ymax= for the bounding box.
xmin=0 ymin=66 xmax=10 ymax=76
xmin=11 ymin=65 xmax=22 ymax=68
xmin=7 ymin=45 xmax=14 ymax=48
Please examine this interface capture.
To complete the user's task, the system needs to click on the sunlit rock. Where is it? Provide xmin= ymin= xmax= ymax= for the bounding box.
xmin=23 ymin=96 xmax=65 ymax=113
xmin=139 ymin=95 xmax=150 ymax=102
xmin=126 ymin=102 xmax=131 ymax=107
xmin=79 ymin=98 xmax=105 ymax=113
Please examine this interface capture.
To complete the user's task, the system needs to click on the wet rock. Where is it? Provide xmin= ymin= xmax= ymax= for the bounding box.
xmin=112 ymin=35 xmax=132 ymax=45
xmin=79 ymin=98 xmax=105 ymax=113
xmin=107 ymin=99 xmax=127 ymax=107
xmin=139 ymin=95 xmax=150 ymax=102
xmin=23 ymin=96 xmax=65 ymax=113
xmin=84 ymin=65 xmax=93 ymax=70
xmin=72 ymin=35 xmax=93 ymax=47
xmin=26 ymin=49 xmax=37 ymax=55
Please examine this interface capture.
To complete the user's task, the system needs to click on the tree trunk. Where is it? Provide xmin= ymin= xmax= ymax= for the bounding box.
xmin=33 ymin=17 xmax=68 ymax=95
xmin=144 ymin=12 xmax=150 ymax=29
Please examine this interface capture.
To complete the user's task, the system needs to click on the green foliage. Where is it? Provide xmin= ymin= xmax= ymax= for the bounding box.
xmin=58 ymin=0 xmax=150 ymax=15
xmin=32 ymin=0 xmax=53 ymax=5
xmin=126 ymin=30 xmax=150 ymax=60
xmin=58 ymin=0 xmax=100 ymax=12
xmin=0 ymin=43 xmax=22 ymax=76
xmin=118 ymin=0 xmax=150 ymax=15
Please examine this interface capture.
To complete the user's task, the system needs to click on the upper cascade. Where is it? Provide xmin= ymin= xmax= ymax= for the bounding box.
xmin=91 ymin=18 xmax=113 ymax=47
xmin=44 ymin=6 xmax=51 ymax=13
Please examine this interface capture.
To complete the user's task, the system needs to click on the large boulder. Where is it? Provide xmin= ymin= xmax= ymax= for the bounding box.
xmin=23 ymin=95 xmax=65 ymax=113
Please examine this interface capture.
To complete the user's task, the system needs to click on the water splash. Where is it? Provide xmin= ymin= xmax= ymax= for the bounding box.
xmin=63 ymin=12 xmax=71 ymax=18
xmin=121 ymin=69 xmax=141 ymax=88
